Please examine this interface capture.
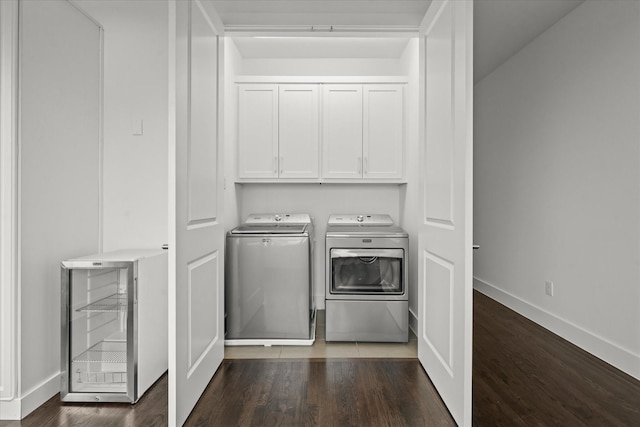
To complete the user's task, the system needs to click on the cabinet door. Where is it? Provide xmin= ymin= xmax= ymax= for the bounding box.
xmin=238 ymin=84 xmax=278 ymax=178
xmin=363 ymin=85 xmax=404 ymax=179
xmin=322 ymin=85 xmax=363 ymax=179
xmin=279 ymin=85 xmax=319 ymax=178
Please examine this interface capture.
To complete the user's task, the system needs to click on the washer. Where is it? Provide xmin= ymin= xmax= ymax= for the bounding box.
xmin=325 ymin=214 xmax=408 ymax=342
xmin=225 ymin=213 xmax=315 ymax=345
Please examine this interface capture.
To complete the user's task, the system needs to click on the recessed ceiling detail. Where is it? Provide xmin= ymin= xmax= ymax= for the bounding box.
xmin=231 ymin=37 xmax=412 ymax=59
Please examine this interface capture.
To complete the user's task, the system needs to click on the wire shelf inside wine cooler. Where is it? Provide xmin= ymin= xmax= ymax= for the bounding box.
xmin=76 ymin=293 xmax=128 ymax=313
xmin=72 ymin=341 xmax=127 ymax=364
xmin=75 ymin=370 xmax=127 ymax=384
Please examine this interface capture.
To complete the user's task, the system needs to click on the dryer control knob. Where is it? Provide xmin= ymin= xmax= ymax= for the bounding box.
xmin=356 ymin=215 xmax=364 ymax=222
xmin=274 ymin=215 xmax=282 ymax=222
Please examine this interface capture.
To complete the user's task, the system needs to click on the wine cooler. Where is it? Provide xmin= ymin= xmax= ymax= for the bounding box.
xmin=60 ymin=249 xmax=167 ymax=403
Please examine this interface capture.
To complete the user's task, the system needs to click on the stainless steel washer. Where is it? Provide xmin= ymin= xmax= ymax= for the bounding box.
xmin=325 ymin=214 xmax=408 ymax=342
xmin=226 ymin=214 xmax=314 ymax=343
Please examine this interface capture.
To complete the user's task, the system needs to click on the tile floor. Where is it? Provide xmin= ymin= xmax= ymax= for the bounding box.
xmin=224 ymin=310 xmax=417 ymax=359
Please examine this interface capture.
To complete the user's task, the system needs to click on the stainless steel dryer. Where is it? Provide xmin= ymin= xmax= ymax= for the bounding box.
xmin=325 ymin=214 xmax=408 ymax=342
xmin=225 ymin=213 xmax=314 ymax=344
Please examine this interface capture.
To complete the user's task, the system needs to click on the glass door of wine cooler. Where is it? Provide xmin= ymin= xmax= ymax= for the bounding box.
xmin=61 ymin=261 xmax=136 ymax=402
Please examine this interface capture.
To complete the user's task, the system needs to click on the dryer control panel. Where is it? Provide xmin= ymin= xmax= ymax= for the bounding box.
xmin=327 ymin=214 xmax=394 ymax=226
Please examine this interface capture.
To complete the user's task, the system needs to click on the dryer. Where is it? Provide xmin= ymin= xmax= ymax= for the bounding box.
xmin=325 ymin=214 xmax=408 ymax=342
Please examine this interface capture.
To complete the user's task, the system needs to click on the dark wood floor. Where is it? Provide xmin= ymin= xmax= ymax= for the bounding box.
xmin=0 ymin=373 xmax=169 ymax=427
xmin=185 ymin=358 xmax=454 ymax=426
xmin=473 ymin=292 xmax=640 ymax=426
xmin=3 ymin=291 xmax=639 ymax=426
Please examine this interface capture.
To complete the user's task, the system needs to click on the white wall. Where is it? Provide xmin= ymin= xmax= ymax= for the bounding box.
xmin=398 ymin=38 xmax=419 ymax=332
xmin=474 ymin=0 xmax=640 ymax=378
xmin=16 ymin=0 xmax=101 ymax=417
xmin=77 ymin=0 xmax=168 ymax=252
xmin=241 ymin=184 xmax=401 ymax=307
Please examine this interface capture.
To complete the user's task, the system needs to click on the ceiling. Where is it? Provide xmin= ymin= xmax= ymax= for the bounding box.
xmin=473 ymin=0 xmax=584 ymax=82
xmin=211 ymin=0 xmax=585 ymax=83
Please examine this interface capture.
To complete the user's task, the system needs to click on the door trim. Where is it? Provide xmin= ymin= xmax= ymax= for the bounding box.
xmin=0 ymin=0 xmax=19 ymax=413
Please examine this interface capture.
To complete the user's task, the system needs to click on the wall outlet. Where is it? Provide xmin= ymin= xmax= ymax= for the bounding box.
xmin=545 ymin=280 xmax=554 ymax=297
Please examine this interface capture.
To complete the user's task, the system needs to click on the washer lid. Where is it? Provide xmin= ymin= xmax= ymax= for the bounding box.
xmin=230 ymin=223 xmax=308 ymax=234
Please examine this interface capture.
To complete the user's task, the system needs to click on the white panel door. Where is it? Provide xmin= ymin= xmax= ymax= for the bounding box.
xmin=278 ymin=84 xmax=319 ymax=179
xmin=363 ymin=84 xmax=403 ymax=179
xmin=417 ymin=1 xmax=473 ymax=426
xmin=238 ymin=84 xmax=278 ymax=178
xmin=322 ymin=85 xmax=363 ymax=179
xmin=169 ymin=1 xmax=224 ymax=426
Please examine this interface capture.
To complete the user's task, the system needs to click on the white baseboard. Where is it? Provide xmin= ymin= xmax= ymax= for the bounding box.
xmin=474 ymin=277 xmax=640 ymax=381
xmin=408 ymin=307 xmax=418 ymax=337
xmin=0 ymin=372 xmax=60 ymax=420
xmin=20 ymin=372 xmax=59 ymax=418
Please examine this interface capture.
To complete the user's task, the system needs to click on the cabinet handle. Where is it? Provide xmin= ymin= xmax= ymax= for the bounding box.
xmin=364 ymin=157 xmax=368 ymax=174
xmin=280 ymin=156 xmax=284 ymax=174
xmin=357 ymin=157 xmax=362 ymax=174
xmin=273 ymin=156 xmax=277 ymax=173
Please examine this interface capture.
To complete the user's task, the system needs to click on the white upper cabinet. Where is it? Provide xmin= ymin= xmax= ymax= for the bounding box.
xmin=322 ymin=85 xmax=363 ymax=179
xmin=239 ymin=84 xmax=319 ymax=179
xmin=238 ymin=84 xmax=278 ymax=178
xmin=278 ymin=85 xmax=319 ymax=178
xmin=238 ymin=81 xmax=404 ymax=182
xmin=322 ymin=84 xmax=404 ymax=180
xmin=363 ymin=85 xmax=403 ymax=179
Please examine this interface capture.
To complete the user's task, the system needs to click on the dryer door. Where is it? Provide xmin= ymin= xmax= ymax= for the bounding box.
xmin=329 ymin=248 xmax=404 ymax=297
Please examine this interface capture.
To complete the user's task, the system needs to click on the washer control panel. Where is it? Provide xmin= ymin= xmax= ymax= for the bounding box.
xmin=245 ymin=213 xmax=312 ymax=224
xmin=327 ymin=214 xmax=394 ymax=226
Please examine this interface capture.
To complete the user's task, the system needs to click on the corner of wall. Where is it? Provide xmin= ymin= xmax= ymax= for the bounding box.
xmin=474 ymin=277 xmax=640 ymax=381
xmin=398 ymin=37 xmax=420 ymax=319
xmin=223 ymin=37 xmax=244 ymax=230
xmin=19 ymin=373 xmax=60 ymax=419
